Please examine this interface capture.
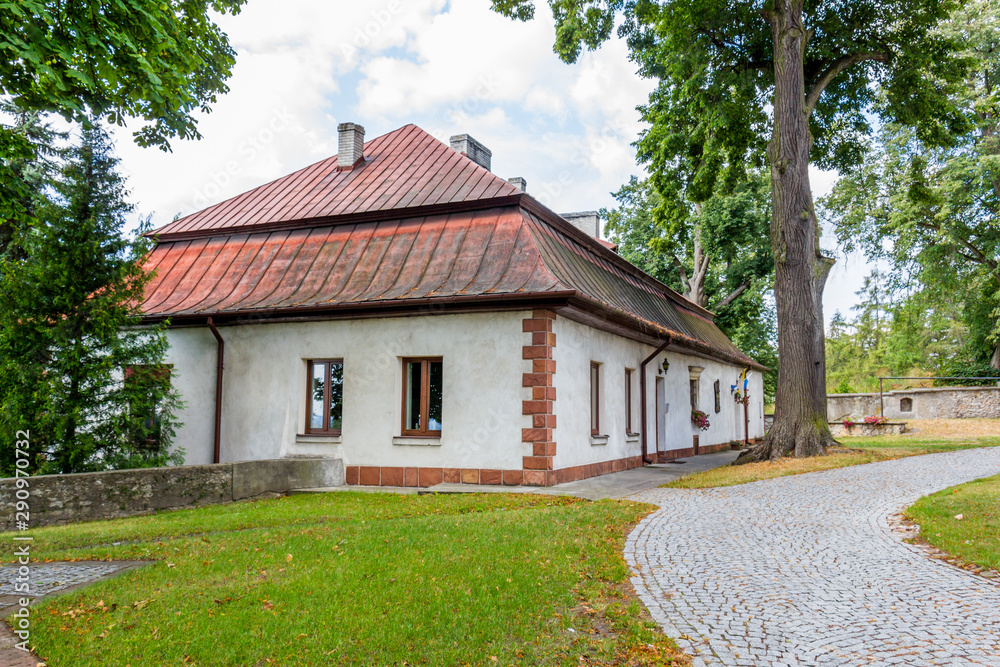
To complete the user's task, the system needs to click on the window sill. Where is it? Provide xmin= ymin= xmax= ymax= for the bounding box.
xmin=392 ymin=436 xmax=442 ymax=447
xmin=590 ymin=435 xmax=609 ymax=446
xmin=296 ymin=433 xmax=342 ymax=444
xmin=625 ymin=433 xmax=640 ymax=443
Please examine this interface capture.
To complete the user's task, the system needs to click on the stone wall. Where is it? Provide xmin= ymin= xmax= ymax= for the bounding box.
xmin=829 ymin=422 xmax=907 ymax=438
xmin=0 ymin=457 xmax=344 ymax=530
xmin=827 ymin=386 xmax=1000 ymax=421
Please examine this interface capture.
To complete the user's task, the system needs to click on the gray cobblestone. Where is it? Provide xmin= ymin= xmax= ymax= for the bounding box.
xmin=626 ymin=448 xmax=1000 ymax=666
xmin=0 ymin=561 xmax=138 ymax=605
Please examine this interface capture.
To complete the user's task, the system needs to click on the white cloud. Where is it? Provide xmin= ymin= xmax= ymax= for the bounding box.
xmin=107 ymin=0 xmax=657 ymax=231
xmin=355 ymin=3 xmax=557 ymax=118
xmin=101 ymin=0 xmax=867 ymax=324
xmin=348 ymin=2 xmax=654 ymax=214
xmin=523 ymin=86 xmax=567 ymax=119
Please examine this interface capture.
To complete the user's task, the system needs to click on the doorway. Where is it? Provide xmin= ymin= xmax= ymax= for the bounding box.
xmin=655 ymin=377 xmax=666 ymax=453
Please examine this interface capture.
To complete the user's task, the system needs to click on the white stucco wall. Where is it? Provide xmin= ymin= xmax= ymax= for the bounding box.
xmin=164 ymin=311 xmax=527 ymax=470
xmin=552 ymin=316 xmax=765 ymax=469
xmin=163 ymin=328 xmax=219 ymax=465
xmin=164 ymin=308 xmax=764 ymax=475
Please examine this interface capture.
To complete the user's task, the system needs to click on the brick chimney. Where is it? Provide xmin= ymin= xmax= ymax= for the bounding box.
xmin=561 ymin=211 xmax=600 ymax=239
xmin=507 ymin=176 xmax=527 ymax=192
xmin=337 ymin=122 xmax=365 ymax=169
xmin=450 ymin=134 xmax=492 ymax=171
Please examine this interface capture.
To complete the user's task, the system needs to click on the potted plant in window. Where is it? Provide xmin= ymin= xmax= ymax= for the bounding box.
xmin=691 ymin=409 xmax=711 ymax=431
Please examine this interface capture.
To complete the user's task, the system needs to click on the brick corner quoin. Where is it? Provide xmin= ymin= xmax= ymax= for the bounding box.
xmin=522 ymin=311 xmax=556 ymax=482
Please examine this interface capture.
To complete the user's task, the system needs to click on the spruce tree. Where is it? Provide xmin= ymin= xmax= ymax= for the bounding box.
xmin=0 ymin=121 xmax=182 ymax=474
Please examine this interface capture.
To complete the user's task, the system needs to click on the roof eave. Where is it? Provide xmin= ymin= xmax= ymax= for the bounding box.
xmin=140 ymin=290 xmax=578 ymax=328
xmin=562 ymin=293 xmax=767 ymax=372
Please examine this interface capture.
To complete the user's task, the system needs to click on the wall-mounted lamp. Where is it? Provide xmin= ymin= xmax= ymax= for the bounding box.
xmin=659 ymin=358 xmax=670 ymax=375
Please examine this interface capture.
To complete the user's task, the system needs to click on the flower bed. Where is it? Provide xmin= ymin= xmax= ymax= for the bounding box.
xmin=830 ymin=418 xmax=906 ymax=437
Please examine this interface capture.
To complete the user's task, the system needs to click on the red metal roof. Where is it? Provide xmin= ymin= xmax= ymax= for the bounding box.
xmin=140 ymin=124 xmax=758 ymax=368
xmin=152 ymin=125 xmax=522 ymax=238
xmin=141 ymin=207 xmax=564 ymax=317
xmin=141 ymin=205 xmax=755 ymax=367
xmin=520 ymin=209 xmax=750 ymax=363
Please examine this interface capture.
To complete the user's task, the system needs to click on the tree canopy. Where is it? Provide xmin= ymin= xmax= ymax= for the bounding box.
xmin=822 ymin=0 xmax=1000 ymax=372
xmin=0 ymin=0 xmax=244 ymax=149
xmin=493 ymin=0 xmax=968 ymax=192
xmin=492 ymin=0 xmax=972 ymax=461
xmin=602 ymin=174 xmax=778 ymax=400
xmin=0 ymin=0 xmax=245 ymax=253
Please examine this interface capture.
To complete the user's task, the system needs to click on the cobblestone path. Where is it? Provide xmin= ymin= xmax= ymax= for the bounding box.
xmin=0 ymin=560 xmax=146 ymax=665
xmin=627 ymin=448 xmax=1000 ymax=666
xmin=0 ymin=561 xmax=143 ymax=610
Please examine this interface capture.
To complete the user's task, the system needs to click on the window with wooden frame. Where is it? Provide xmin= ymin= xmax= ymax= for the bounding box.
xmin=624 ymin=368 xmax=635 ymax=433
xmin=590 ymin=362 xmax=601 ymax=435
xmin=125 ymin=364 xmax=172 ymax=450
xmin=714 ymin=379 xmax=721 ymax=413
xmin=401 ymin=358 xmax=443 ymax=436
xmin=306 ymin=359 xmax=343 ymax=435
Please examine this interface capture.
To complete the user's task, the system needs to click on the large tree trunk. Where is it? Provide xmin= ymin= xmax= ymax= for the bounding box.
xmin=682 ymin=206 xmax=710 ymax=308
xmin=736 ymin=0 xmax=836 ymax=464
xmin=812 ymin=255 xmax=836 ymax=415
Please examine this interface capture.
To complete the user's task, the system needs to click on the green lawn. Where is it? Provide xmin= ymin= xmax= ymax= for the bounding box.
xmin=906 ymin=474 xmax=1000 ymax=572
xmin=666 ymin=430 xmax=1000 ymax=489
xmin=4 ymin=492 xmax=687 ymax=666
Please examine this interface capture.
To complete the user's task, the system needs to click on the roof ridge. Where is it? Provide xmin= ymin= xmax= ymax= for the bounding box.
xmin=150 ymin=124 xmax=520 ymax=238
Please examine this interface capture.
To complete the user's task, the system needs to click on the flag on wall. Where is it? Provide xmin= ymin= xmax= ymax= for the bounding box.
xmin=732 ymin=368 xmax=751 ymax=403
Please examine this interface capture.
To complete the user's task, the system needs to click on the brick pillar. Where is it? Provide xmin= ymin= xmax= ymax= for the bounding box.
xmin=522 ymin=309 xmax=557 ymax=486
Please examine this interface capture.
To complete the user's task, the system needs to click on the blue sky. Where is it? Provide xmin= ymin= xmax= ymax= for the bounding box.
xmin=109 ymin=0 xmax=873 ymax=327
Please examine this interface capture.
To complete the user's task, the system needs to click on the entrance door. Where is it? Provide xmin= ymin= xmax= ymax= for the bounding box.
xmin=655 ymin=377 xmax=667 ymax=453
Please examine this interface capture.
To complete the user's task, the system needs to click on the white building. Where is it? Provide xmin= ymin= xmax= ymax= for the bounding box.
xmin=141 ymin=123 xmax=765 ymax=487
